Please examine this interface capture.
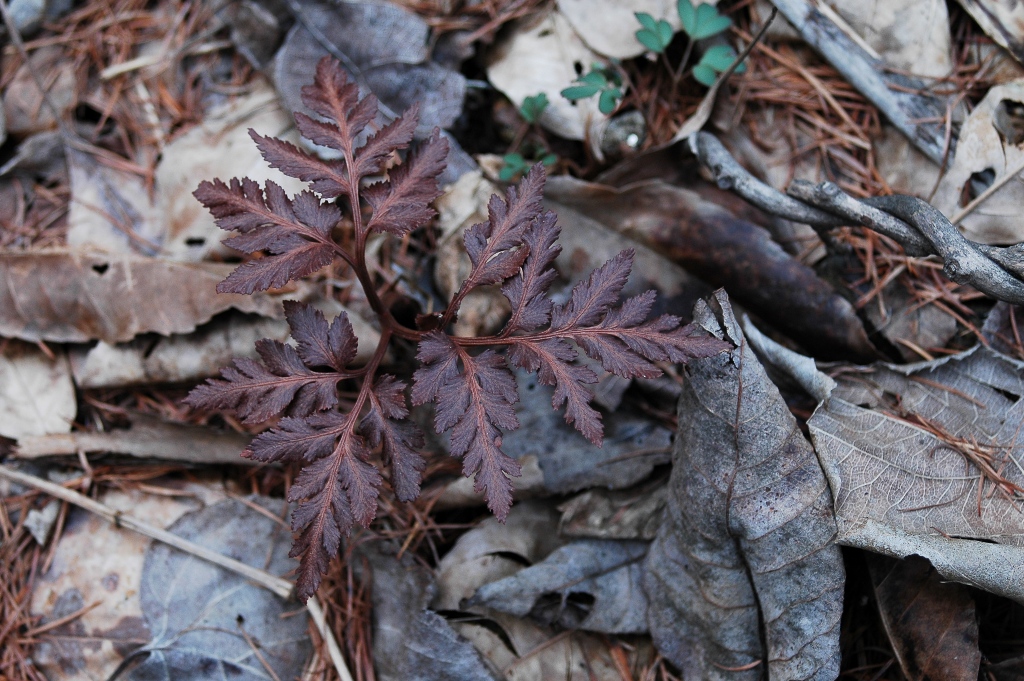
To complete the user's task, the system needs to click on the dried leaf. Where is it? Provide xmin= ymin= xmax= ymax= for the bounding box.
xmin=868 ymin=554 xmax=981 ymax=681
xmin=808 ymin=344 xmax=1024 ymax=602
xmin=557 ymin=0 xmax=682 ymax=59
xmin=643 ymin=290 xmax=844 ymax=680
xmin=934 ymin=80 xmax=1024 ymax=244
xmin=356 ymin=543 xmax=500 ymax=681
xmin=128 ymin=496 xmax=310 ymax=680
xmin=0 ymin=250 xmax=286 ymax=344
xmin=469 ymin=539 xmax=650 ymax=634
xmin=545 ymin=176 xmax=877 ymax=360
xmin=558 ymin=480 xmax=668 ymax=541
xmin=0 ymin=341 xmax=75 ymax=440
xmin=15 ymin=412 xmax=254 ymax=466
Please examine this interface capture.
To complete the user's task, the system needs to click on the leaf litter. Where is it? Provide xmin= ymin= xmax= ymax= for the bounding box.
xmin=5 ymin=0 xmax=1024 ymax=679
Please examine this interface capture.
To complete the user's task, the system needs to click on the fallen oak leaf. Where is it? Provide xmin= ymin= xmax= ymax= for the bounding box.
xmin=742 ymin=317 xmax=1024 ymax=603
xmin=643 ymin=290 xmax=844 ymax=680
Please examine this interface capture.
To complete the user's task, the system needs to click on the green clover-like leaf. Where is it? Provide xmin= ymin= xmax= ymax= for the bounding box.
xmin=598 ymin=87 xmax=622 ymax=115
xmin=561 ymin=69 xmax=609 ymax=101
xmin=539 ymin=153 xmax=558 ymax=167
xmin=678 ymin=1 xmax=732 ymax=40
xmin=635 ymin=12 xmax=674 ymax=53
xmin=519 ymin=93 xmax=549 ymax=124
xmin=692 ymin=63 xmax=717 ymax=86
xmin=699 ymin=44 xmax=738 ymax=72
xmin=499 ymin=153 xmax=527 ymax=181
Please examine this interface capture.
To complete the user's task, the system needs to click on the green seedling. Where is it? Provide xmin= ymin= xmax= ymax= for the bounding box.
xmin=635 ymin=12 xmax=673 ymax=53
xmin=500 ymin=149 xmax=557 ymax=182
xmin=519 ymin=93 xmax=549 ymax=124
xmin=678 ymin=0 xmax=732 ymax=40
xmin=560 ymin=64 xmax=624 ymax=115
xmin=692 ymin=44 xmax=745 ymax=86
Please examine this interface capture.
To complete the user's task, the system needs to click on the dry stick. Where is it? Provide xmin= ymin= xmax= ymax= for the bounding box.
xmin=0 ymin=464 xmax=354 ymax=681
xmin=692 ymin=132 xmax=1024 ymax=305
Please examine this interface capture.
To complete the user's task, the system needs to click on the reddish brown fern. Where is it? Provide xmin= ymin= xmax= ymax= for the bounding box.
xmin=185 ymin=57 xmax=729 ymax=599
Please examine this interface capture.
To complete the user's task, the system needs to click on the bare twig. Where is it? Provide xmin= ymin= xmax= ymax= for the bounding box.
xmin=692 ymin=132 xmax=1024 ymax=305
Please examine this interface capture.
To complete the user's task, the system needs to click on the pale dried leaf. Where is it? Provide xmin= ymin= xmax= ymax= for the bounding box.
xmin=934 ymin=80 xmax=1024 ymax=244
xmin=0 ymin=250 xmax=289 ymax=344
xmin=808 ymin=344 xmax=1024 ymax=602
xmin=643 ymin=290 xmax=844 ymax=680
xmin=0 ymin=341 xmax=75 ymax=440
xmin=469 ymin=539 xmax=649 ymax=633
xmin=558 ymin=480 xmax=667 ymax=541
xmin=127 ymin=497 xmax=309 ymax=680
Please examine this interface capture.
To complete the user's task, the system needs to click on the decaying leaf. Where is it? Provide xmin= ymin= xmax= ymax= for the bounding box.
xmin=557 ymin=0 xmax=683 ymax=59
xmin=126 ymin=496 xmax=310 ymax=680
xmin=0 ymin=341 xmax=76 ymax=440
xmin=868 ymin=554 xmax=981 ymax=681
xmin=643 ymin=290 xmax=844 ymax=680
xmin=934 ymin=80 xmax=1024 ymax=244
xmin=15 ymin=412 xmax=254 ymax=466
xmin=545 ymin=176 xmax=877 ymax=360
xmin=983 ymin=301 xmax=1024 ymax=360
xmin=355 ymin=542 xmax=500 ymax=681
xmin=432 ymin=502 xmax=630 ymax=681
xmin=954 ymin=0 xmax=1024 ymax=66
xmin=469 ymin=539 xmax=650 ymax=634
xmin=808 ymin=344 xmax=1024 ymax=602
xmin=30 ymin=485 xmax=223 ymax=680
xmin=863 ymin=278 xmax=958 ymax=362
xmin=0 ymin=250 xmax=290 ymax=344
xmin=2 ymin=46 xmax=76 ymax=135
xmin=828 ymin=0 xmax=952 ymax=78
xmin=558 ymin=479 xmax=668 ymax=541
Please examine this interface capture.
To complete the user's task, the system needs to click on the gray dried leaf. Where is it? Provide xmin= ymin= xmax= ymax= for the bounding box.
xmin=501 ymin=370 xmax=672 ymax=494
xmin=0 ymin=250 xmax=287 ymax=344
xmin=274 ymin=0 xmax=466 ymax=148
xmin=558 ymin=480 xmax=667 ymax=541
xmin=126 ymin=496 xmax=309 ymax=681
xmin=469 ymin=539 xmax=649 ymax=634
xmin=643 ymin=290 xmax=844 ymax=680
xmin=808 ymin=344 xmax=1024 ymax=602
xmin=356 ymin=543 xmax=500 ymax=681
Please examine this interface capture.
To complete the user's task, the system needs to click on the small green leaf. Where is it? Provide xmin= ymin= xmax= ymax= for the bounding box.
xmin=540 ymin=153 xmax=558 ymax=167
xmin=659 ymin=19 xmax=674 ymax=45
xmin=692 ymin=63 xmax=717 ymax=86
xmin=700 ymin=44 xmax=738 ymax=72
xmin=519 ymin=93 xmax=549 ymax=124
xmin=635 ymin=11 xmax=659 ymax=32
xmin=678 ymin=0 xmax=696 ymax=35
xmin=691 ymin=3 xmax=731 ymax=39
xmin=580 ymin=70 xmax=609 ymax=87
xmin=561 ymin=83 xmax=601 ymax=100
xmin=636 ymin=28 xmax=668 ymax=53
xmin=499 ymin=153 xmax=526 ymax=181
xmin=598 ymin=87 xmax=621 ymax=115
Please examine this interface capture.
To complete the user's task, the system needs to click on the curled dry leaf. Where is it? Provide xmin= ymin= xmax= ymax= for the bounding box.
xmin=934 ymin=80 xmax=1024 ymax=244
xmin=808 ymin=344 xmax=1024 ymax=602
xmin=643 ymin=290 xmax=844 ymax=680
xmin=558 ymin=479 xmax=668 ymax=541
xmin=468 ymin=539 xmax=650 ymax=634
xmin=0 ymin=250 xmax=287 ymax=344
xmin=868 ymin=554 xmax=981 ymax=681
xmin=355 ymin=543 xmax=500 ymax=681
xmin=544 ymin=176 xmax=877 ymax=360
